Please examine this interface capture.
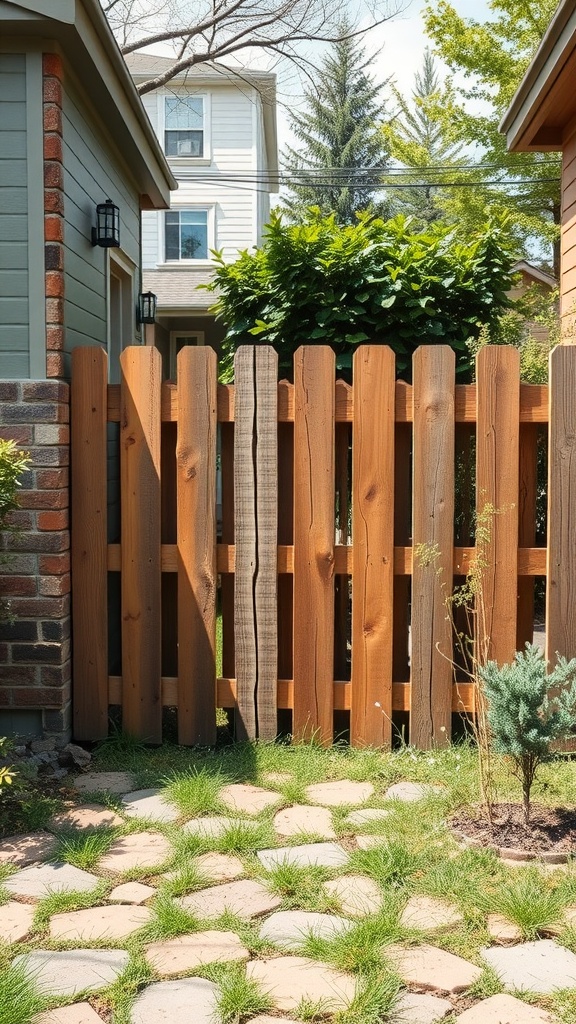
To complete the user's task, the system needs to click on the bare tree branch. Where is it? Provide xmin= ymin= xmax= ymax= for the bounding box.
xmin=101 ymin=0 xmax=403 ymax=92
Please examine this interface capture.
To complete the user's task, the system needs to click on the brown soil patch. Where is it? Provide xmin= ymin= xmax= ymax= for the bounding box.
xmin=451 ymin=803 xmax=576 ymax=857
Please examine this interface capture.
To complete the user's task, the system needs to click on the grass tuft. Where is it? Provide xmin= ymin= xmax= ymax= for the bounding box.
xmin=0 ymin=962 xmax=45 ymax=1024
xmin=55 ymin=828 xmax=117 ymax=870
xmin=164 ymin=767 xmax=226 ymax=817
xmin=262 ymin=862 xmax=333 ymax=912
xmin=479 ymin=867 xmax=567 ymax=940
xmin=33 ymin=883 xmax=108 ymax=929
xmin=145 ymin=892 xmax=200 ymax=940
xmin=335 ymin=972 xmax=400 ymax=1024
xmin=215 ymin=963 xmax=272 ymax=1023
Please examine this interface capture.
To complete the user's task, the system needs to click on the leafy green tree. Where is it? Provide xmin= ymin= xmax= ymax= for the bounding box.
xmin=424 ymin=0 xmax=561 ymax=273
xmin=382 ymin=50 xmax=466 ymax=225
xmin=480 ymin=645 xmax=576 ymax=823
xmin=282 ymin=28 xmax=389 ymax=224
xmin=209 ymin=209 xmax=515 ymax=378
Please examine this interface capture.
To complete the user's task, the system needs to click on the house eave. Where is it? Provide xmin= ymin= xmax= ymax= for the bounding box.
xmin=501 ymin=0 xmax=576 ymax=152
xmin=1 ymin=0 xmax=177 ymax=207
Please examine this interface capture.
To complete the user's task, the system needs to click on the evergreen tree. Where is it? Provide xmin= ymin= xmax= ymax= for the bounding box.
xmin=282 ymin=28 xmax=389 ymax=224
xmin=383 ymin=50 xmax=465 ymax=226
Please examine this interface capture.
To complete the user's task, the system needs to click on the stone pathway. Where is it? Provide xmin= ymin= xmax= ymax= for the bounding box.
xmin=2 ymin=770 xmax=573 ymax=1024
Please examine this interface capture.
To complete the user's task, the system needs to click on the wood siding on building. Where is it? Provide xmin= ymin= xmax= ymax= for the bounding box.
xmin=141 ymin=83 xmax=268 ymax=268
xmin=0 ymin=54 xmax=29 ymax=377
xmin=562 ymin=129 xmax=576 ymax=337
xmin=61 ymin=79 xmax=141 ymax=369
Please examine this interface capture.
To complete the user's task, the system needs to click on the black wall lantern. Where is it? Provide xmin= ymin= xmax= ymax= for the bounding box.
xmin=92 ymin=199 xmax=120 ymax=248
xmin=137 ymin=291 xmax=157 ymax=326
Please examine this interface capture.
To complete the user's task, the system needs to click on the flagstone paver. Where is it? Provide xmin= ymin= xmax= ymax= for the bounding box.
xmin=304 ymin=780 xmax=374 ymax=807
xmin=400 ymin=895 xmax=464 ymax=932
xmin=12 ymin=949 xmax=129 ymax=996
xmin=107 ymin=882 xmax=157 ymax=904
xmin=456 ymin=993 xmax=554 ymax=1022
xmin=273 ymin=804 xmax=336 ymax=838
xmin=194 ymin=851 xmax=245 ymax=881
xmin=355 ymin=834 xmax=386 ymax=850
xmin=74 ymin=772 xmax=135 ymax=794
xmin=260 ymin=909 xmax=353 ymax=949
xmin=0 ymin=900 xmax=35 ymax=943
xmin=248 ymin=955 xmax=356 ymax=1012
xmin=481 ymin=938 xmax=576 ymax=993
xmin=387 ymin=944 xmax=482 ymax=993
xmin=178 ymin=878 xmax=282 ymax=919
xmin=257 ymin=842 xmax=349 ymax=871
xmin=219 ymin=783 xmax=281 ymax=815
xmin=121 ymin=789 xmax=180 ymax=823
xmin=144 ymin=929 xmax=249 ymax=975
xmin=49 ymin=904 xmax=151 ymax=941
xmin=384 ymin=782 xmax=444 ymax=802
xmin=35 ymin=1003 xmax=106 ymax=1024
xmin=4 ymin=862 xmax=100 ymax=899
xmin=98 ymin=832 xmax=171 ymax=873
xmin=486 ymin=913 xmax=523 ymax=944
xmin=130 ymin=977 xmax=219 ymax=1024
xmin=49 ymin=806 xmax=124 ymax=831
xmin=323 ymin=874 xmax=383 ymax=917
xmin=0 ymin=832 xmax=57 ymax=866
xmin=250 ymin=1018 xmax=304 ymax=1024
xmin=182 ymin=816 xmax=257 ymax=839
xmin=392 ymin=992 xmax=454 ymax=1023
xmin=345 ymin=808 xmax=391 ymax=826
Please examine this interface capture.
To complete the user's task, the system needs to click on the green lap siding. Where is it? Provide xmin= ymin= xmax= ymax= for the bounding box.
xmin=0 ymin=54 xmax=29 ymax=377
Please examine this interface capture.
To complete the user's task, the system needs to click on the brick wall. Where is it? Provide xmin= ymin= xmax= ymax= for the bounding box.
xmin=0 ymin=380 xmax=71 ymax=740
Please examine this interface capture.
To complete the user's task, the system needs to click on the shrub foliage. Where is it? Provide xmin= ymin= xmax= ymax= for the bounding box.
xmin=209 ymin=210 xmax=515 ymax=379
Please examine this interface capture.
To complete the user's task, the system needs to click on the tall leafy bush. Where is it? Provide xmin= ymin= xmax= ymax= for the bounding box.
xmin=210 ymin=210 xmax=515 ymax=379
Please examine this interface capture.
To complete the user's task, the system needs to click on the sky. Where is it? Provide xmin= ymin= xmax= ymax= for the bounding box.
xmin=275 ymin=0 xmax=493 ymax=151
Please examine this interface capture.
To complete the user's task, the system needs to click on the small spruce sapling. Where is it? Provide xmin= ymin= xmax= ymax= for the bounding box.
xmin=479 ymin=645 xmax=576 ymax=824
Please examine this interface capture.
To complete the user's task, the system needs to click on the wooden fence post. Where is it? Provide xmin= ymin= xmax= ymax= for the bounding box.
xmin=547 ymin=344 xmax=576 ymax=662
xmin=71 ymin=346 xmax=108 ymax=741
xmin=234 ymin=345 xmax=278 ymax=740
xmin=411 ymin=345 xmax=455 ymax=748
xmin=351 ymin=345 xmax=395 ymax=747
xmin=293 ymin=346 xmax=335 ymax=744
xmin=476 ymin=345 xmax=520 ymax=665
xmin=176 ymin=346 xmax=218 ymax=746
xmin=120 ymin=346 xmax=162 ymax=743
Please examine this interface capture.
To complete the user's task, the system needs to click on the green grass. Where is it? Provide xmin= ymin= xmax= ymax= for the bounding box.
xmin=0 ymin=962 xmax=45 ymax=1024
xmin=263 ymin=861 xmax=335 ymax=912
xmin=33 ymin=883 xmax=108 ymax=929
xmin=55 ymin=828 xmax=117 ymax=870
xmin=479 ymin=866 xmax=568 ymax=939
xmin=164 ymin=767 xmax=227 ymax=817
xmin=144 ymin=892 xmax=200 ymax=940
xmin=214 ymin=963 xmax=272 ymax=1023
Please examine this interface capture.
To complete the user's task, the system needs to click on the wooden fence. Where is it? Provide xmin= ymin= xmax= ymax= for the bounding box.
xmin=70 ymin=343 xmax=576 ymax=749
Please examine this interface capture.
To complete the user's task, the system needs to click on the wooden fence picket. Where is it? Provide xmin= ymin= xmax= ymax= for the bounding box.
xmin=234 ymin=346 xmax=278 ymax=740
xmin=351 ymin=346 xmax=395 ymax=747
xmin=517 ymin=423 xmax=539 ymax=650
xmin=476 ymin=346 xmax=520 ymax=665
xmin=120 ymin=346 xmax=162 ymax=743
xmin=411 ymin=346 xmax=455 ymax=748
xmin=547 ymin=344 xmax=576 ymax=662
xmin=176 ymin=346 xmax=217 ymax=746
xmin=293 ymin=346 xmax=335 ymax=744
xmin=71 ymin=346 xmax=108 ymax=741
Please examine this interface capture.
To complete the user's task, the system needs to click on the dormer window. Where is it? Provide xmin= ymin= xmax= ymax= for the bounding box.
xmin=164 ymin=96 xmax=204 ymax=157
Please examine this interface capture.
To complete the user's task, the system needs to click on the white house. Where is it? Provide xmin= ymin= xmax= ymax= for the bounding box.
xmin=127 ymin=54 xmax=278 ymax=377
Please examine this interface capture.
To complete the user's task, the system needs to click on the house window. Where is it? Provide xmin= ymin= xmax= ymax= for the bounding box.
xmin=165 ymin=210 xmax=209 ymax=261
xmin=164 ymin=96 xmax=203 ymax=157
xmin=169 ymin=331 xmax=205 ymax=379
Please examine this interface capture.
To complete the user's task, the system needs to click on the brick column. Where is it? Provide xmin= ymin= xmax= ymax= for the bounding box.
xmin=0 ymin=382 xmax=71 ymax=740
xmin=43 ymin=53 xmax=65 ymax=380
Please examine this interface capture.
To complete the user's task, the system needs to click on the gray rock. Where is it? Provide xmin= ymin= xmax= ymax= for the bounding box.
xmin=130 ymin=978 xmax=219 ymax=1023
xmin=392 ymin=992 xmax=453 ymax=1023
xmin=12 ymin=949 xmax=129 ymax=996
xmin=63 ymin=744 xmax=91 ymax=767
xmin=30 ymin=739 xmax=56 ymax=753
xmin=481 ymin=938 xmax=576 ymax=994
xmin=260 ymin=910 xmax=353 ymax=950
xmin=257 ymin=842 xmax=349 ymax=871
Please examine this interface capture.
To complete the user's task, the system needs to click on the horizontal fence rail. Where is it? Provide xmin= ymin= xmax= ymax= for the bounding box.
xmin=70 ymin=343 xmax=576 ymax=748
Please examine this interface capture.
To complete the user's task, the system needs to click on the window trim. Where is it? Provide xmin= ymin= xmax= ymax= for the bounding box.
xmin=160 ymin=206 xmax=215 ymax=265
xmin=158 ymin=90 xmax=211 ymax=163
